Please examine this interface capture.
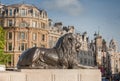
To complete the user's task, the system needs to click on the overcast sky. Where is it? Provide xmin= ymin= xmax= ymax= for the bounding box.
xmin=1 ymin=0 xmax=120 ymax=50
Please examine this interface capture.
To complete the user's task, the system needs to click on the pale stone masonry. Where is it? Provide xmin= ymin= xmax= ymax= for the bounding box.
xmin=0 ymin=69 xmax=101 ymax=81
xmin=0 ymin=3 xmax=49 ymax=66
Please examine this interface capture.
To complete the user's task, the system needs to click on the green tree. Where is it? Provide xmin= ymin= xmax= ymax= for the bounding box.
xmin=0 ymin=26 xmax=5 ymax=49
xmin=0 ymin=49 xmax=11 ymax=65
xmin=0 ymin=26 xmax=11 ymax=66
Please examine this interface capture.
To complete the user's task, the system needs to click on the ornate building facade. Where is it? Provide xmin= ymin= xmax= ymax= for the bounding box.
xmin=0 ymin=3 xmax=49 ymax=66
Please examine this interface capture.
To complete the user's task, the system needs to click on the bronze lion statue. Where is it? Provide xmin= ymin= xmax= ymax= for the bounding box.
xmin=17 ymin=33 xmax=81 ymax=69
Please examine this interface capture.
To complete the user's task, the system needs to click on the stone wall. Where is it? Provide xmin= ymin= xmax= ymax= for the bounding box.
xmin=0 ymin=69 xmax=101 ymax=81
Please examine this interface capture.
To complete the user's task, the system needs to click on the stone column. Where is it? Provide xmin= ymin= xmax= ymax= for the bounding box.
xmin=28 ymin=28 xmax=32 ymax=48
xmin=13 ymin=28 xmax=18 ymax=67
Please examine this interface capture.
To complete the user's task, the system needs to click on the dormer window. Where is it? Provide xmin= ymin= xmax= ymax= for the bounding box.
xmin=20 ymin=9 xmax=27 ymax=16
xmin=32 ymin=10 xmax=38 ymax=17
xmin=41 ymin=11 xmax=47 ymax=18
xmin=43 ymin=13 xmax=45 ymax=18
xmin=14 ymin=8 xmax=19 ymax=15
xmin=28 ymin=9 xmax=33 ymax=16
xmin=9 ymin=9 xmax=12 ymax=16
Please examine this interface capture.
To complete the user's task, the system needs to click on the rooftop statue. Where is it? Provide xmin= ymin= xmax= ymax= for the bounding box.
xmin=17 ymin=33 xmax=81 ymax=69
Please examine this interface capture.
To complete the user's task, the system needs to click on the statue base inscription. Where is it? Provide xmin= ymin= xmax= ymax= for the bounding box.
xmin=0 ymin=69 xmax=101 ymax=81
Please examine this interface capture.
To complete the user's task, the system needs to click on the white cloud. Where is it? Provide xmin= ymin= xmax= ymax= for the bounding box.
xmin=40 ymin=0 xmax=83 ymax=16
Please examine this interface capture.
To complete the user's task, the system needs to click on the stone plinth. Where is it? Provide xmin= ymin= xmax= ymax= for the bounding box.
xmin=0 ymin=69 xmax=101 ymax=81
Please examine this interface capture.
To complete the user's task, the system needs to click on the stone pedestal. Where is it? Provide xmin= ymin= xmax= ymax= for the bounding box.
xmin=0 ymin=69 xmax=101 ymax=81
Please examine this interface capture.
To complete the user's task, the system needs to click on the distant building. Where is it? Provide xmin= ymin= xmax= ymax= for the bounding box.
xmin=93 ymin=32 xmax=120 ymax=76
xmin=77 ymin=32 xmax=95 ymax=67
xmin=48 ymin=22 xmax=62 ymax=48
xmin=78 ymin=50 xmax=95 ymax=67
xmin=108 ymin=39 xmax=120 ymax=74
xmin=94 ymin=32 xmax=103 ymax=66
xmin=93 ymin=32 xmax=109 ymax=76
xmin=77 ymin=31 xmax=120 ymax=76
xmin=48 ymin=21 xmax=75 ymax=48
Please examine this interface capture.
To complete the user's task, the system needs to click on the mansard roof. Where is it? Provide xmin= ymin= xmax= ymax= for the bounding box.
xmin=2 ymin=3 xmax=48 ymax=17
xmin=7 ymin=3 xmax=38 ymax=9
xmin=4 ymin=3 xmax=47 ymax=13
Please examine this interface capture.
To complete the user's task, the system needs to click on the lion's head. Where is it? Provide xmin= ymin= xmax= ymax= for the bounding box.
xmin=55 ymin=33 xmax=81 ymax=68
xmin=56 ymin=33 xmax=81 ymax=52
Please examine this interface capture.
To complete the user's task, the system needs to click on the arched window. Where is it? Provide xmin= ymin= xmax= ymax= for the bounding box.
xmin=41 ymin=10 xmax=47 ymax=18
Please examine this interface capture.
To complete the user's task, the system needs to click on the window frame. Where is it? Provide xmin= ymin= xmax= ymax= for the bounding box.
xmin=20 ymin=9 xmax=27 ymax=16
xmin=33 ymin=33 xmax=37 ymax=41
xmin=8 ymin=32 xmax=12 ymax=40
xmin=9 ymin=9 xmax=12 ymax=16
xmin=42 ymin=34 xmax=45 ymax=41
xmin=8 ymin=42 xmax=12 ymax=51
xmin=8 ymin=20 xmax=12 ymax=27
